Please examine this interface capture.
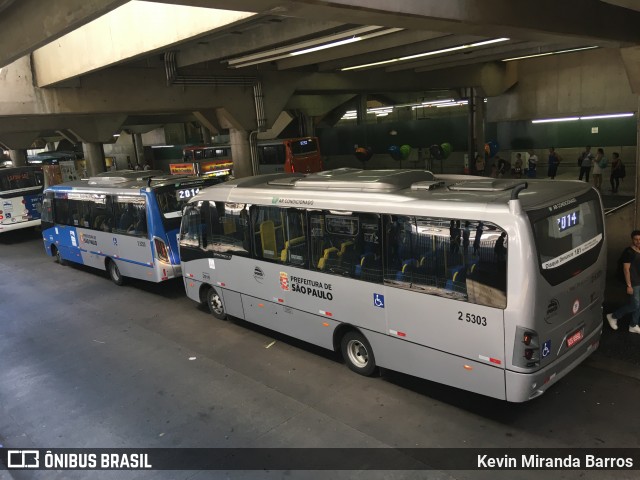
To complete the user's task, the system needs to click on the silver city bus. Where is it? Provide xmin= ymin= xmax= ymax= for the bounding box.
xmin=179 ymin=169 xmax=606 ymax=402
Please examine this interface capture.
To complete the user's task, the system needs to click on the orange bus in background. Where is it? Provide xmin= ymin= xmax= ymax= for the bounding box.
xmin=180 ymin=137 xmax=322 ymax=176
xmin=177 ymin=145 xmax=233 ymax=177
xmin=258 ymin=137 xmax=323 ymax=174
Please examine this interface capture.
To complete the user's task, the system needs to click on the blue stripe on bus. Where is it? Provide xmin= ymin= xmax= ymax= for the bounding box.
xmin=81 ymin=248 xmax=154 ymax=268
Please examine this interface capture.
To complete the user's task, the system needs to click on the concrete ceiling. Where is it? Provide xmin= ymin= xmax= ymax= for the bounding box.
xmin=1 ymin=0 xmax=640 ymax=147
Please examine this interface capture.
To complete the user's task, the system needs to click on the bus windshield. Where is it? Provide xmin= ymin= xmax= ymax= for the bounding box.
xmin=530 ymin=191 xmax=604 ymax=286
xmin=155 ymin=179 xmax=223 ymax=231
xmin=290 ymin=138 xmax=318 ymax=156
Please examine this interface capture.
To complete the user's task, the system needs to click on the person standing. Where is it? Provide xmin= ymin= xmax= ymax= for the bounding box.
xmin=462 ymin=221 xmax=471 ymax=254
xmin=609 ymin=152 xmax=623 ymax=193
xmin=578 ymin=146 xmax=594 ymax=182
xmin=547 ymin=147 xmax=561 ymax=179
xmin=528 ymin=150 xmax=538 ymax=178
xmin=475 ymin=154 xmax=485 ymax=176
xmin=473 ymin=222 xmax=484 ymax=256
xmin=513 ymin=153 xmax=523 ymax=178
xmin=592 ymin=148 xmax=607 ymax=191
xmin=607 ymin=230 xmax=640 ymax=334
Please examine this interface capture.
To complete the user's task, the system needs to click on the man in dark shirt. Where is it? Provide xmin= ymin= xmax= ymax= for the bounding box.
xmin=607 ymin=230 xmax=640 ymax=333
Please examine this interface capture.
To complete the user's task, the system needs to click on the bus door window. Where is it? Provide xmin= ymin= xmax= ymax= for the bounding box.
xmin=53 ymin=195 xmax=70 ymax=226
xmin=357 ymin=214 xmax=382 ymax=283
xmin=310 ymin=211 xmax=360 ymax=277
xmin=41 ymin=192 xmax=54 ymax=229
xmin=208 ymin=202 xmax=250 ymax=256
xmin=280 ymin=209 xmax=307 ymax=267
xmin=251 ymin=206 xmax=286 ymax=261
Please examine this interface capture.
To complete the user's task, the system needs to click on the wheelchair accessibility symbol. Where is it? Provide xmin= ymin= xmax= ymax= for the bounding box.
xmin=542 ymin=340 xmax=551 ymax=358
xmin=373 ymin=293 xmax=385 ymax=308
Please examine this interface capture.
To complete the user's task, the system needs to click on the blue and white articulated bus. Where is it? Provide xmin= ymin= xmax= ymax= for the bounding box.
xmin=179 ymin=169 xmax=606 ymax=402
xmin=0 ymin=166 xmax=44 ymax=233
xmin=41 ymin=170 xmax=225 ymax=285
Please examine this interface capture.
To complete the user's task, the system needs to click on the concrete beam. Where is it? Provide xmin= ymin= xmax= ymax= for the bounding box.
xmin=32 ymin=2 xmax=255 ymax=87
xmin=193 ymin=110 xmax=223 ymax=135
xmin=0 ymin=0 xmax=129 ymax=69
xmin=150 ymin=0 xmax=640 ymax=46
xmin=0 ymin=132 xmax=39 ymax=150
xmin=67 ymin=115 xmax=128 ymax=143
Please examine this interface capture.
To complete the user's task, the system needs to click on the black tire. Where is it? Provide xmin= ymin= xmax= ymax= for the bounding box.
xmin=107 ymin=259 xmax=125 ymax=286
xmin=206 ymin=288 xmax=227 ymax=320
xmin=53 ymin=246 xmax=67 ymax=266
xmin=341 ymin=330 xmax=378 ymax=377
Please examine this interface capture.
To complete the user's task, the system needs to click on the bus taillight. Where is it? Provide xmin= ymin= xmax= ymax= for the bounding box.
xmin=154 ymin=237 xmax=170 ymax=263
xmin=523 ymin=332 xmax=533 ymax=345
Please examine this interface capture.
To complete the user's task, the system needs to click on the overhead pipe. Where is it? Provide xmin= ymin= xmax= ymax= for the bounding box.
xmin=164 ymin=52 xmax=266 ymax=173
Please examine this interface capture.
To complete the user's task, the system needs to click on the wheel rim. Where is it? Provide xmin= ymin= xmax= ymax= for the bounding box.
xmin=110 ymin=262 xmax=120 ymax=281
xmin=209 ymin=293 xmax=224 ymax=315
xmin=346 ymin=339 xmax=369 ymax=368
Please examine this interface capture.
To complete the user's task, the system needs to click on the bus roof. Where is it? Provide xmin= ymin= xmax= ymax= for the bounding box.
xmin=45 ymin=170 xmax=210 ymax=194
xmin=191 ymin=169 xmax=595 ymax=213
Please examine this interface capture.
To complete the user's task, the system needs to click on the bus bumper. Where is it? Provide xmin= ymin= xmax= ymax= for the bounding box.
xmin=0 ymin=219 xmax=41 ymax=232
xmin=505 ymin=324 xmax=602 ymax=402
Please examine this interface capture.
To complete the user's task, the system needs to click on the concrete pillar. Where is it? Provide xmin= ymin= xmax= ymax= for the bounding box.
xmin=133 ymin=133 xmax=145 ymax=168
xmin=200 ymin=126 xmax=212 ymax=144
xmin=230 ymin=128 xmax=252 ymax=178
xmin=467 ymin=91 xmax=485 ymax=174
xmin=9 ymin=149 xmax=27 ymax=167
xmin=82 ymin=142 xmax=106 ymax=177
xmin=356 ymin=94 xmax=368 ymax=125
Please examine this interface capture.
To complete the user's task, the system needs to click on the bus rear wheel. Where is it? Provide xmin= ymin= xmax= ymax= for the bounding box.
xmin=107 ymin=259 xmax=125 ymax=286
xmin=341 ymin=331 xmax=378 ymax=377
xmin=206 ymin=288 xmax=227 ymax=320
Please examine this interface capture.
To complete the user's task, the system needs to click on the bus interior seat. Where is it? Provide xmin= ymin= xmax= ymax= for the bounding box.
xmin=222 ymin=217 xmax=236 ymax=235
xmin=260 ymin=220 xmax=279 ymax=260
xmin=280 ymin=236 xmax=306 ymax=263
xmin=317 ymin=247 xmax=339 ymax=270
xmin=93 ymin=215 xmax=106 ymax=229
xmin=396 ymin=258 xmax=418 ymax=281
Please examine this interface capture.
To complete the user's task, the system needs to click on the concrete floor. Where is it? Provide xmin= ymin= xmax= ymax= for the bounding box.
xmin=1 ymin=228 xmax=639 ymax=480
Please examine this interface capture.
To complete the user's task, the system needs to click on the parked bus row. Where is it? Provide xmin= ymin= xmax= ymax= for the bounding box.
xmin=175 ymin=136 xmax=323 ymax=176
xmin=36 ymin=168 xmax=606 ymax=403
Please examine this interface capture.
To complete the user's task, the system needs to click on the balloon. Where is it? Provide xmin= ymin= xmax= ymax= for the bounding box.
xmin=388 ymin=145 xmax=402 ymax=161
xmin=429 ymin=144 xmax=444 ymax=160
xmin=399 ymin=144 xmax=411 ymax=160
xmin=355 ymin=146 xmax=373 ymax=162
xmin=487 ymin=140 xmax=499 ymax=157
xmin=440 ymin=142 xmax=452 ymax=159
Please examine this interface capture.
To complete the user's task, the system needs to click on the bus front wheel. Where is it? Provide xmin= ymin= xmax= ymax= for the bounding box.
xmin=107 ymin=259 xmax=125 ymax=286
xmin=53 ymin=246 xmax=67 ymax=266
xmin=206 ymin=288 xmax=227 ymax=320
xmin=341 ymin=331 xmax=378 ymax=377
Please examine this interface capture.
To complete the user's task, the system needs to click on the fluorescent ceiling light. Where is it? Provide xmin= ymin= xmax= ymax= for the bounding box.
xmin=342 ymin=37 xmax=509 ymax=71
xmin=227 ymin=26 xmax=402 ymax=68
xmin=290 ymin=37 xmax=361 ymax=56
xmin=532 ymin=113 xmax=634 ymax=123
xmin=579 ymin=113 xmax=634 ymax=120
xmin=502 ymin=46 xmax=598 ymax=62
xmin=531 ymin=117 xmax=579 ymax=124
